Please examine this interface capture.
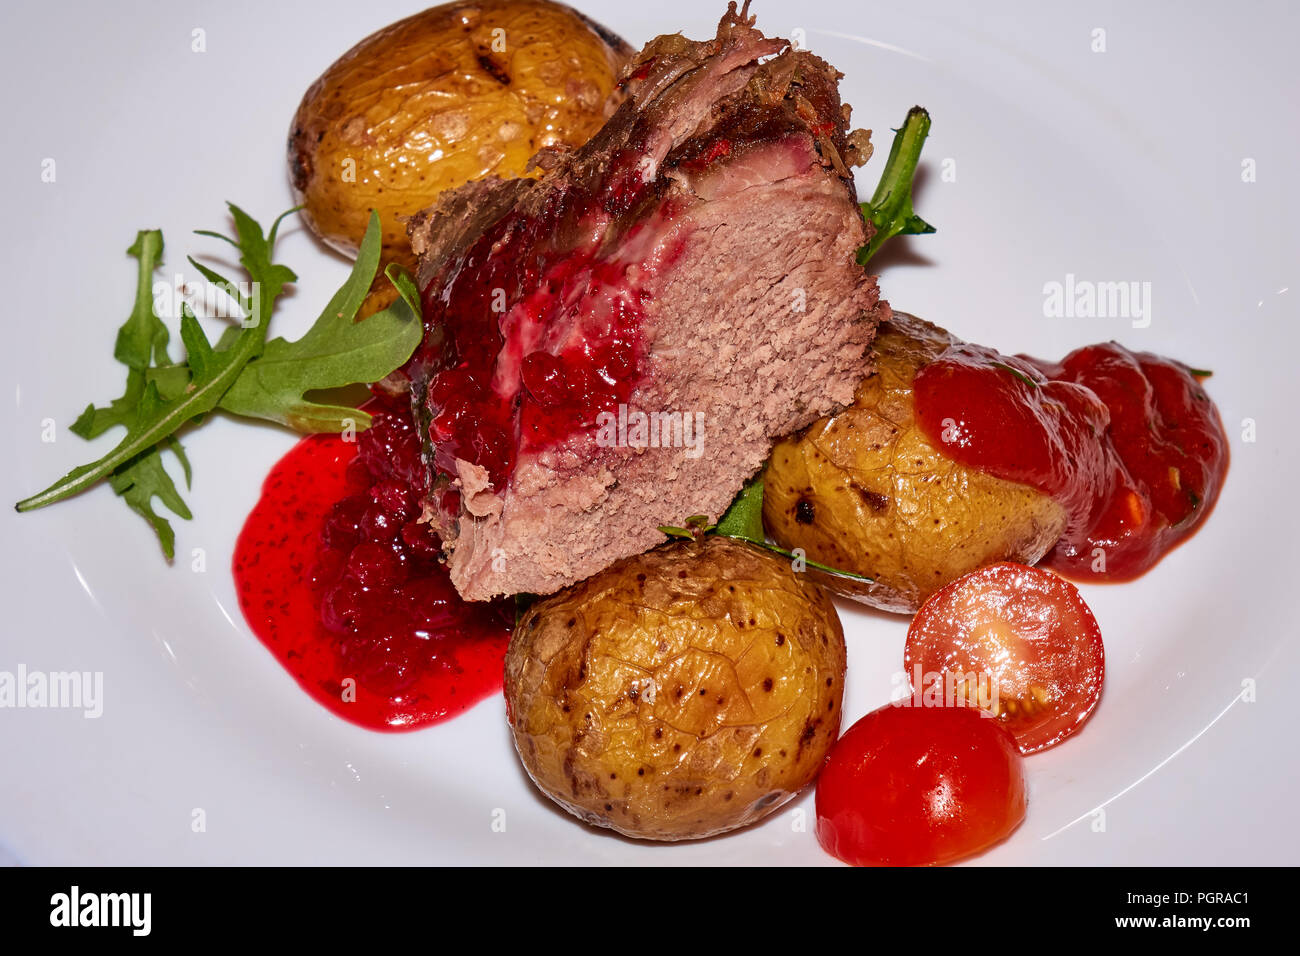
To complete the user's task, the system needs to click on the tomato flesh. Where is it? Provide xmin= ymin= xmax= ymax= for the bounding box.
xmin=905 ymin=562 xmax=1105 ymax=754
xmin=816 ymin=703 xmax=1026 ymax=866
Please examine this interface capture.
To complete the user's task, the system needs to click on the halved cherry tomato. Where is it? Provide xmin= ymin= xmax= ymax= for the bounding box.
xmin=905 ymin=562 xmax=1105 ymax=754
xmin=816 ymin=703 xmax=1026 ymax=866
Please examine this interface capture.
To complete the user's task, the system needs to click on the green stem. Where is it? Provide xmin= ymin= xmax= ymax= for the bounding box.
xmin=858 ymin=106 xmax=935 ymax=264
xmin=868 ymin=106 xmax=930 ymax=209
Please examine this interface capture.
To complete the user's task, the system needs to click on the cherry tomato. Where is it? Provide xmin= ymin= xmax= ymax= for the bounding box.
xmin=816 ymin=703 xmax=1026 ymax=866
xmin=905 ymin=562 xmax=1105 ymax=754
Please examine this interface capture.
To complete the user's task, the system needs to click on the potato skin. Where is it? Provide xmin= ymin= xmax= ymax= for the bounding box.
xmin=505 ymin=535 xmax=846 ymax=842
xmin=764 ymin=313 xmax=1069 ymax=614
xmin=288 ymin=0 xmax=633 ymax=268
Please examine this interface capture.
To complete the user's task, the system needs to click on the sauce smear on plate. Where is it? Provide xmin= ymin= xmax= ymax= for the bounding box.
xmin=913 ymin=341 xmax=1228 ymax=581
xmin=233 ymin=401 xmax=512 ymax=730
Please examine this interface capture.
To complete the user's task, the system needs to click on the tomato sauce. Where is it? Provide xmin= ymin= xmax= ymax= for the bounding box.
xmin=232 ymin=400 xmax=512 ymax=731
xmin=912 ymin=341 xmax=1228 ymax=581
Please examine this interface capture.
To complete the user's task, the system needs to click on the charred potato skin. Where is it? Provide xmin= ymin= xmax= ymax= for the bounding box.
xmin=764 ymin=313 xmax=1069 ymax=614
xmin=288 ymin=0 xmax=633 ymax=267
xmin=505 ymin=536 xmax=846 ymax=842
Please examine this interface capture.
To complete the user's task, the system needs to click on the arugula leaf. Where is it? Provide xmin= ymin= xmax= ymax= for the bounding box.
xmin=69 ymin=230 xmax=169 ymax=439
xmin=15 ymin=204 xmax=296 ymax=520
xmin=62 ymin=229 xmax=194 ymax=556
xmin=217 ymin=213 xmax=423 ymax=432
xmin=106 ymin=438 xmax=194 ymax=559
xmin=146 ymin=213 xmax=422 ymax=432
xmin=16 ymin=204 xmax=426 ymax=560
xmin=858 ymin=106 xmax=936 ymax=265
xmin=713 ymin=473 xmax=765 ymax=541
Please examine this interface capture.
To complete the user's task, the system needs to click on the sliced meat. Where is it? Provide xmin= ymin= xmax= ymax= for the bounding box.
xmin=403 ymin=1 xmax=889 ymax=600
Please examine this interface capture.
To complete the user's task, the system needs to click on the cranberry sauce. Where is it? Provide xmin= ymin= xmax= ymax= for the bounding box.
xmin=233 ymin=401 xmax=512 ymax=730
xmin=913 ymin=341 xmax=1228 ymax=581
xmin=410 ymin=148 xmax=694 ymax=515
xmin=421 ymin=235 xmax=651 ymax=497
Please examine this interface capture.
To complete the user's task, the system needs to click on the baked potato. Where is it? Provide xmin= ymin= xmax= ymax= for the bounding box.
xmin=505 ymin=535 xmax=845 ymax=842
xmin=763 ymin=313 xmax=1068 ymax=614
xmin=288 ymin=0 xmax=633 ymax=268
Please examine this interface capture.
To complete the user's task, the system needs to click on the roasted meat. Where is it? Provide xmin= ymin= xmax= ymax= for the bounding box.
xmin=403 ymin=2 xmax=889 ymax=599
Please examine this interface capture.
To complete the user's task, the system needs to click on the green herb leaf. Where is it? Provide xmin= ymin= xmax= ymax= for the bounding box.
xmin=60 ymin=229 xmax=194 ymax=556
xmin=106 ymin=440 xmax=194 ymax=559
xmin=217 ymin=213 xmax=423 ymax=433
xmin=115 ymin=230 xmax=172 ymax=369
xmin=858 ymin=106 xmax=935 ymax=266
xmin=16 ymin=204 xmax=427 ymax=560
xmin=15 ymin=203 xmax=295 ymax=520
xmin=714 ymin=472 xmax=765 ymax=541
xmin=69 ymin=230 xmax=168 ymax=440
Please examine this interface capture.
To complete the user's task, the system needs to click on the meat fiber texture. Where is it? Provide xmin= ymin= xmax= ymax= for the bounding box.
xmin=406 ymin=2 xmax=889 ymax=600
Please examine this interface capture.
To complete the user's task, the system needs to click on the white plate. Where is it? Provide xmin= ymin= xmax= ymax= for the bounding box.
xmin=1 ymin=0 xmax=1296 ymax=865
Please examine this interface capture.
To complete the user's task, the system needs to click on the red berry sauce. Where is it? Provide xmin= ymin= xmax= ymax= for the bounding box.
xmin=421 ymin=241 xmax=651 ymax=497
xmin=407 ymin=158 xmax=692 ymax=522
xmin=912 ymin=341 xmax=1229 ymax=581
xmin=233 ymin=400 xmax=513 ymax=731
